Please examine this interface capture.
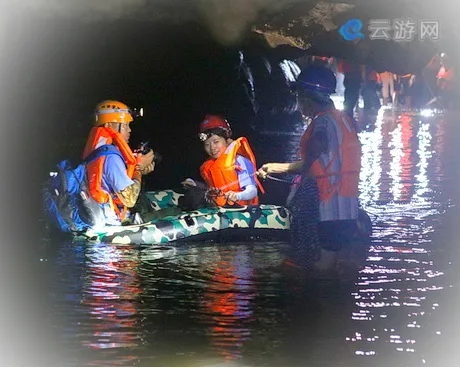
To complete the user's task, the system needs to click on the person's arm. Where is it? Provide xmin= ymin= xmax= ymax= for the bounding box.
xmin=257 ymin=117 xmax=328 ymax=178
xmin=257 ymin=161 xmax=303 ymax=180
xmin=104 ymin=154 xmax=154 ymax=208
xmin=232 ymin=185 xmax=257 ymax=201
xmin=264 ymin=160 xmax=306 ymax=174
xmin=117 ymin=162 xmax=154 ymax=207
xmin=226 ymin=156 xmax=258 ymax=202
xmin=116 ymin=175 xmax=141 ymax=208
xmin=302 ymin=118 xmax=328 ymax=172
xmin=235 ymin=155 xmax=256 ymax=187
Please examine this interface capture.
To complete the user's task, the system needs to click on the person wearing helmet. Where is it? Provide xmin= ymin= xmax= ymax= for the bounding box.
xmin=82 ymin=100 xmax=155 ymax=225
xmin=257 ymin=66 xmax=363 ymax=272
xmin=183 ymin=115 xmax=264 ymax=207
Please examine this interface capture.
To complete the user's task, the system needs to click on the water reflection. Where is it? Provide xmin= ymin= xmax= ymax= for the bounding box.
xmin=134 ymin=243 xmax=288 ymax=366
xmin=349 ymin=111 xmax=453 ymax=365
xmin=82 ymin=244 xmax=142 ymax=353
xmin=52 ymin=243 xmax=143 ymax=366
xmin=198 ymin=247 xmax=255 ymax=362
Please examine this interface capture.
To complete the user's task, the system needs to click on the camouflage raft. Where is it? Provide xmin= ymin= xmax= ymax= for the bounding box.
xmin=81 ymin=190 xmax=291 ymax=245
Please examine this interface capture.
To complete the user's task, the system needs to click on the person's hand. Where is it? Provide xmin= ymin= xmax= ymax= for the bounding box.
xmin=136 ymin=150 xmax=154 ymax=175
xmin=136 ymin=149 xmax=153 ymax=165
xmin=225 ymin=191 xmax=240 ymax=202
xmin=138 ymin=162 xmax=155 ymax=175
xmin=257 ymin=163 xmax=273 ymax=180
xmin=181 ymin=178 xmax=197 ymax=187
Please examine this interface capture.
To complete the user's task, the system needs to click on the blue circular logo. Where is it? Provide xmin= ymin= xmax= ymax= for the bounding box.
xmin=339 ymin=19 xmax=365 ymax=41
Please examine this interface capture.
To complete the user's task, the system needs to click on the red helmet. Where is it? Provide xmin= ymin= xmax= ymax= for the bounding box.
xmin=198 ymin=115 xmax=232 ymax=141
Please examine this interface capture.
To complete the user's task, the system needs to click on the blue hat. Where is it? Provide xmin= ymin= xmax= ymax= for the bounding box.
xmin=297 ymin=66 xmax=336 ymax=94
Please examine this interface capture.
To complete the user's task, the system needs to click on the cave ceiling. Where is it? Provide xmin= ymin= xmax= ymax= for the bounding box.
xmin=9 ymin=0 xmax=459 ymax=73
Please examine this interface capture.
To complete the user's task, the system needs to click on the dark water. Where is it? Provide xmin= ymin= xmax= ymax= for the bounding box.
xmin=39 ymin=109 xmax=460 ymax=366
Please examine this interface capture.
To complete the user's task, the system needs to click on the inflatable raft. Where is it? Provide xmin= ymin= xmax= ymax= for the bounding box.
xmin=80 ymin=190 xmax=291 ymax=245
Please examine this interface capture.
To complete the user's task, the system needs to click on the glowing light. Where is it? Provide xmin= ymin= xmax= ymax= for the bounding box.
xmin=331 ymin=95 xmax=344 ymax=110
xmin=420 ymin=109 xmax=434 ymax=117
xmin=358 ymin=113 xmax=383 ymax=203
xmin=343 ymin=111 xmax=447 ymax=364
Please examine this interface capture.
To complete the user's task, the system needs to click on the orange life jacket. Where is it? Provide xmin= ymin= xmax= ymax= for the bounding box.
xmin=82 ymin=126 xmax=137 ymax=221
xmin=313 ymin=56 xmax=331 ymax=64
xmin=200 ymin=137 xmax=265 ymax=206
xmin=337 ymin=59 xmax=360 ymax=75
xmin=437 ymin=67 xmax=455 ymax=91
xmin=299 ymin=110 xmax=361 ymax=202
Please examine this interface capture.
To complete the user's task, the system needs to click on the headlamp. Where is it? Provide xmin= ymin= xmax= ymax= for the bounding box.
xmin=131 ymin=107 xmax=144 ymax=118
xmin=199 ymin=132 xmax=209 ymax=142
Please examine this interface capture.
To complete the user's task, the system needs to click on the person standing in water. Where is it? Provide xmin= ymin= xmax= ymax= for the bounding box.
xmin=258 ymin=66 xmax=363 ymax=271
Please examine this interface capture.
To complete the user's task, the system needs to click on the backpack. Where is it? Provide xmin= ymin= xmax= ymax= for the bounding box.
xmin=177 ymin=180 xmax=213 ymax=211
xmin=42 ymin=144 xmax=124 ymax=234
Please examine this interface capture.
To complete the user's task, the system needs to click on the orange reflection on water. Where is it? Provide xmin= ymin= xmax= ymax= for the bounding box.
xmin=81 ymin=244 xmax=142 ymax=364
xmin=200 ymin=248 xmax=255 ymax=362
